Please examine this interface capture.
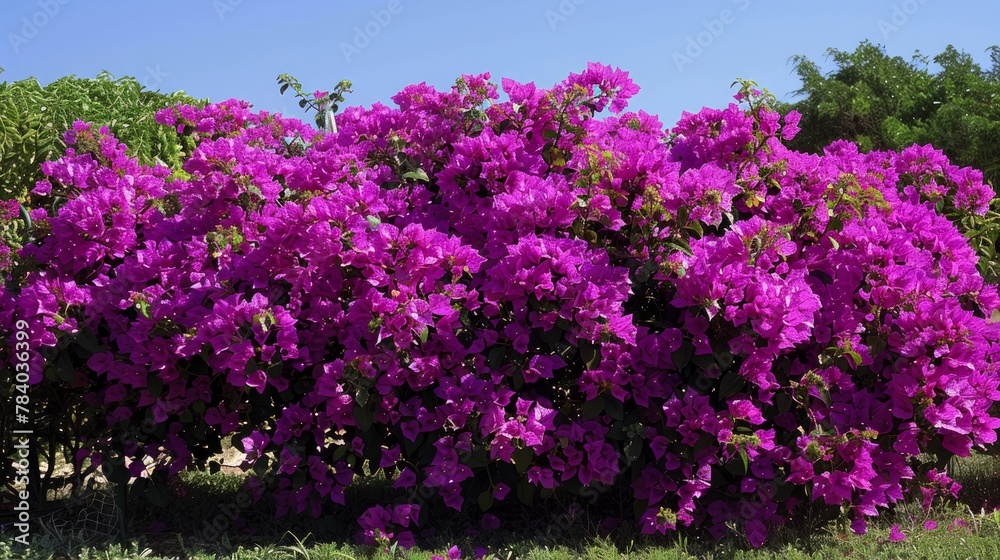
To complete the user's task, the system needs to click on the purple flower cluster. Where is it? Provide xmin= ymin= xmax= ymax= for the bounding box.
xmin=3 ymin=63 xmax=999 ymax=548
xmin=0 ymin=199 xmax=22 ymax=275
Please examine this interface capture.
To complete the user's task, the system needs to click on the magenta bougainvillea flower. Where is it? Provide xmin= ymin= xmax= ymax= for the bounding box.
xmin=2 ymin=63 xmax=999 ymax=549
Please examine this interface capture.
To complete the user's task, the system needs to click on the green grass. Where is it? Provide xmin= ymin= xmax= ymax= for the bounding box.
xmin=3 ymin=454 xmax=1000 ymax=559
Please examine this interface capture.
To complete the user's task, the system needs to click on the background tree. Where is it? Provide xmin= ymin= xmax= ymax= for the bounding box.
xmin=779 ymin=41 xmax=999 ymax=184
xmin=0 ymin=70 xmax=204 ymax=202
xmin=778 ymin=41 xmax=1000 ymax=282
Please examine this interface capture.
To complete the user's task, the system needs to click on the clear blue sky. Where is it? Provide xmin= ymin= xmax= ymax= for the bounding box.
xmin=2 ymin=0 xmax=998 ymax=126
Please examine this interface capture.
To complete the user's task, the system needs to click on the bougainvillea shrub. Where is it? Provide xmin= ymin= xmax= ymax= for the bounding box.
xmin=3 ymin=64 xmax=1000 ymax=548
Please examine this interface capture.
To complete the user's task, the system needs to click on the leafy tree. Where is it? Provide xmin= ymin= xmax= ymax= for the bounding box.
xmin=779 ymin=42 xmax=999 ymax=184
xmin=0 ymin=70 xmax=204 ymax=202
xmin=779 ymin=42 xmax=1000 ymax=282
xmin=779 ymin=42 xmax=932 ymax=153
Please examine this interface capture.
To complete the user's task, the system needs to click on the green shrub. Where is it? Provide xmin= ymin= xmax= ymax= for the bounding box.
xmin=0 ymin=69 xmax=204 ymax=202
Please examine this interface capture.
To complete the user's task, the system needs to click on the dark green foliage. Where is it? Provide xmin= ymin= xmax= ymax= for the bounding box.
xmin=779 ymin=42 xmax=1000 ymax=282
xmin=0 ymin=70 xmax=205 ymax=201
xmin=779 ymin=42 xmax=1000 ymax=187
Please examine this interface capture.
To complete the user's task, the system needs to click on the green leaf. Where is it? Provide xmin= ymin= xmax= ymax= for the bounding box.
xmin=604 ymin=396 xmax=625 ymax=421
xmin=845 ymin=350 xmax=863 ymax=368
xmin=723 ymin=456 xmax=744 ymax=476
xmin=667 ymin=238 xmax=692 ymax=256
xmin=714 ymin=347 xmax=734 ymax=370
xmin=827 ymin=215 xmax=844 ymax=232
xmin=55 ymin=351 xmax=75 ymax=382
xmin=718 ymin=372 xmax=745 ymax=399
xmin=580 ymin=340 xmax=600 ymax=370
xmin=691 ymin=354 xmax=715 ymax=369
xmin=75 ymin=327 xmax=104 ymax=354
xmin=401 ymin=169 xmax=429 ymax=182
xmin=103 ymin=459 xmax=129 ymax=485
xmin=539 ymin=326 xmax=563 ymax=349
xmin=353 ymin=405 xmax=374 ymax=431
xmin=478 ymin=490 xmax=494 ymax=512
xmin=624 ymin=436 xmax=643 ymax=464
xmin=694 ymin=433 xmax=716 ymax=452
xmin=463 ymin=448 xmax=489 ymax=469
xmin=487 ymin=346 xmax=506 ymax=369
xmin=517 ymin=480 xmax=534 ymax=506
xmin=146 ymin=373 xmax=163 ymax=397
xmin=607 ymin=421 xmax=627 ymax=441
xmin=672 ymin=342 xmax=693 ymax=370
xmin=512 ymin=446 xmax=534 ymax=474
xmin=129 ymin=477 xmax=148 ymax=500
xmin=581 ymin=397 xmax=604 ymax=420
xmin=331 ymin=444 xmax=348 ymax=462
xmin=776 ymin=392 xmax=793 ymax=414
xmin=512 ymin=370 xmax=524 ymax=391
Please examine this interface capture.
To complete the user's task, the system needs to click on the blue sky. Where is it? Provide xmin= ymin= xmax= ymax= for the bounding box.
xmin=2 ymin=0 xmax=998 ymax=126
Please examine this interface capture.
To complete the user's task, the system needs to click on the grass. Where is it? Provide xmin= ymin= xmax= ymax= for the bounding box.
xmin=3 ymin=454 xmax=1000 ymax=559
